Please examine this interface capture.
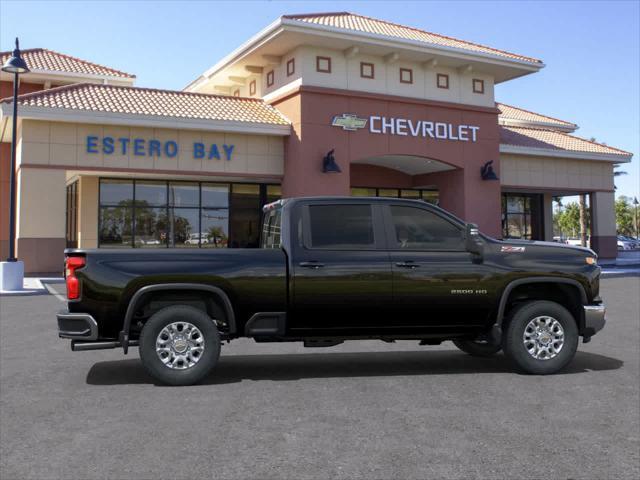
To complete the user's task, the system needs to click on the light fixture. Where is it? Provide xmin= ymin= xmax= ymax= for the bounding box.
xmin=322 ymin=149 xmax=341 ymax=173
xmin=480 ymin=160 xmax=499 ymax=181
xmin=2 ymin=38 xmax=30 ymax=74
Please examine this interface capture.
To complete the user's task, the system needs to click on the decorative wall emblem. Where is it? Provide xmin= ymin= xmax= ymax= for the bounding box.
xmin=331 ymin=114 xmax=368 ymax=131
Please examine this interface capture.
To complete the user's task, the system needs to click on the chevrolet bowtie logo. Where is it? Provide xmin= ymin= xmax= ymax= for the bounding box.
xmin=331 ymin=114 xmax=367 ymax=131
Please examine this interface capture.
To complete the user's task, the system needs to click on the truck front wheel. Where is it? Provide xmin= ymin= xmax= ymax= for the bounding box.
xmin=139 ymin=305 xmax=221 ymax=386
xmin=503 ymin=300 xmax=578 ymax=375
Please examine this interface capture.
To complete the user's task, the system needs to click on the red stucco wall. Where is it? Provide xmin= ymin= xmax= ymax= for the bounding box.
xmin=270 ymin=86 xmax=502 ymax=237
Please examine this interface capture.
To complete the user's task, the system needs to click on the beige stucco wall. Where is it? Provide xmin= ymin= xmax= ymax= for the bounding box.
xmin=260 ymin=46 xmax=495 ymax=107
xmin=19 ymin=120 xmax=284 ymax=176
xmin=78 ymin=176 xmax=99 ymax=249
xmin=16 ymin=167 xmax=66 ymax=238
xmin=500 ymin=154 xmax=615 ymax=191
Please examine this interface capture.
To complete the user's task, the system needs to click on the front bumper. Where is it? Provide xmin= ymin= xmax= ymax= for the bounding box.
xmin=583 ymin=304 xmax=606 ymax=339
xmin=57 ymin=311 xmax=98 ymax=340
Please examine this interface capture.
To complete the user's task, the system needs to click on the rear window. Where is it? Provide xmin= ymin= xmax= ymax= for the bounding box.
xmin=261 ymin=208 xmax=282 ymax=249
xmin=308 ymin=205 xmax=374 ymax=249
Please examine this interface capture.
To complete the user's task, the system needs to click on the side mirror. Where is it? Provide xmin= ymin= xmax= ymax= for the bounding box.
xmin=465 ymin=223 xmax=484 ymax=257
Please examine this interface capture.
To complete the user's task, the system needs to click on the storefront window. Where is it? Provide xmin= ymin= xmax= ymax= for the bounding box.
xmin=351 ymin=188 xmax=377 ymax=197
xmin=100 ymin=179 xmax=133 ymax=205
xmin=266 ymin=185 xmax=282 ymax=205
xmin=99 ymin=179 xmax=134 ymax=248
xmin=501 ymin=193 xmax=542 ymax=240
xmin=169 ymin=208 xmax=200 ymax=247
xmin=135 ymin=207 xmax=167 ymax=247
xmin=66 ymin=181 xmax=79 ymax=248
xmin=378 ymin=188 xmax=400 ymax=197
xmin=350 ymin=187 xmax=439 ymax=205
xmin=99 ymin=206 xmax=134 ymax=248
xmin=230 ymin=184 xmax=261 ymax=248
xmin=98 ymin=179 xmax=279 ymax=248
xmin=201 ymin=208 xmax=229 ymax=248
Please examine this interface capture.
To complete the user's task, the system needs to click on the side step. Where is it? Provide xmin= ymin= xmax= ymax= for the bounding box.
xmin=71 ymin=340 xmax=139 ymax=351
xmin=303 ymin=339 xmax=344 ymax=348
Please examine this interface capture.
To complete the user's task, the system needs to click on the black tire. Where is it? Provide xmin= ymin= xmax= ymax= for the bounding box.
xmin=502 ymin=300 xmax=578 ymax=375
xmin=453 ymin=339 xmax=502 ymax=357
xmin=139 ymin=305 xmax=221 ymax=386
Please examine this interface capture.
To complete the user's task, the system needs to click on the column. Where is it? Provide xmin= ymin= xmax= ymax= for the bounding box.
xmin=542 ymin=194 xmax=554 ymax=241
xmin=16 ymin=168 xmax=67 ymax=273
xmin=590 ymin=191 xmax=617 ymax=259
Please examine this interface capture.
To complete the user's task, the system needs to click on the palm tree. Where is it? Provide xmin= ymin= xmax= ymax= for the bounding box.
xmin=579 ymin=194 xmax=587 ymax=247
xmin=613 ymin=165 xmax=627 ymax=190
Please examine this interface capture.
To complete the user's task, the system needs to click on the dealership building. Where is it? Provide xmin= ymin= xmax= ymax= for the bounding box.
xmin=0 ymin=12 xmax=632 ymax=272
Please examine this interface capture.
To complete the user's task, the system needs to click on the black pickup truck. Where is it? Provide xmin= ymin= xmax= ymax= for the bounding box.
xmin=58 ymin=197 xmax=605 ymax=385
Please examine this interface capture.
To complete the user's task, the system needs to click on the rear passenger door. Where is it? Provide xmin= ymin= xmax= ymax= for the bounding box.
xmin=385 ymin=204 xmax=491 ymax=328
xmin=289 ymin=202 xmax=393 ymax=333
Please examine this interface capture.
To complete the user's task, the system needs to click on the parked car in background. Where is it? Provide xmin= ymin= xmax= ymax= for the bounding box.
xmin=566 ymin=237 xmax=590 ymax=248
xmin=619 ymin=235 xmax=640 ymax=249
xmin=185 ymin=233 xmax=209 ymax=245
xmin=617 ymin=236 xmax=637 ymax=251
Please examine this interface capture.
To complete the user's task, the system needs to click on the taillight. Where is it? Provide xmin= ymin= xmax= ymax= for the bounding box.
xmin=65 ymin=256 xmax=85 ymax=300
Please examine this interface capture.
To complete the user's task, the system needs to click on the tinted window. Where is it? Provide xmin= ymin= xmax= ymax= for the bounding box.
xmin=308 ymin=205 xmax=374 ymax=248
xmin=390 ymin=206 xmax=463 ymax=250
xmin=261 ymin=208 xmax=282 ymax=249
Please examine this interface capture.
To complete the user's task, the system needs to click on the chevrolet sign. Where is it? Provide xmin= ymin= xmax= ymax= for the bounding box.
xmin=331 ymin=114 xmax=368 ymax=131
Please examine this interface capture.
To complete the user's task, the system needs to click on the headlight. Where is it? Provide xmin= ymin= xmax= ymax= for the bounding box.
xmin=585 ymin=257 xmax=597 ymax=265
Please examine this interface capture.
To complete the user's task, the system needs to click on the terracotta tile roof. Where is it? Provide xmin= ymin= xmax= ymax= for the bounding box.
xmin=1 ymin=83 xmax=290 ymax=125
xmin=497 ymin=103 xmax=576 ymax=129
xmin=500 ymin=125 xmax=631 ymax=157
xmin=283 ymin=12 xmax=542 ymax=65
xmin=0 ymin=48 xmax=135 ymax=79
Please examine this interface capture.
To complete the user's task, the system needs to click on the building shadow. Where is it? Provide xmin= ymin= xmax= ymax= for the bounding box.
xmin=85 ymin=349 xmax=624 ymax=387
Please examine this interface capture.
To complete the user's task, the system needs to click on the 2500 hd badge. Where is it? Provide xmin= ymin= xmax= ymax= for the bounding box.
xmin=57 ymin=197 xmax=606 ymax=386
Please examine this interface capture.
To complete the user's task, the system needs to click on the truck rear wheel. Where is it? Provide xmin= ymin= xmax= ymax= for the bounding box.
xmin=452 ymin=339 xmax=502 ymax=357
xmin=139 ymin=305 xmax=221 ymax=386
xmin=502 ymin=300 xmax=578 ymax=375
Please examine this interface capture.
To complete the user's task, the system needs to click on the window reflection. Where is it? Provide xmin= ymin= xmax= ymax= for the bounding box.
xmin=201 ymin=209 xmax=229 ymax=248
xmin=98 ymin=180 xmax=279 ymax=248
xmin=135 ymin=207 xmax=167 ymax=247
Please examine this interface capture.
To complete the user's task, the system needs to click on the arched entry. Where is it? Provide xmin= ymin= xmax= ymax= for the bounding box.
xmin=350 ymin=154 xmax=468 ymax=218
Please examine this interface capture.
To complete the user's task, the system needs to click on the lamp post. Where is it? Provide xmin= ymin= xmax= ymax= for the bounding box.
xmin=634 ymin=197 xmax=639 ymax=241
xmin=0 ymin=38 xmax=29 ymax=291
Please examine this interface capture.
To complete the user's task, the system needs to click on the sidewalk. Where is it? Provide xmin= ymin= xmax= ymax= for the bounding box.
xmin=600 ymin=251 xmax=640 ymax=276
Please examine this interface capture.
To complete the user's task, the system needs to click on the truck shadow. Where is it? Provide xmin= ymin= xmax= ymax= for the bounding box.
xmin=86 ymin=350 xmax=624 ymax=386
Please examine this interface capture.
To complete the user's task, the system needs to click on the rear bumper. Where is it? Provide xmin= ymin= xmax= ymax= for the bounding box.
xmin=57 ymin=311 xmax=98 ymax=340
xmin=583 ymin=304 xmax=606 ymax=338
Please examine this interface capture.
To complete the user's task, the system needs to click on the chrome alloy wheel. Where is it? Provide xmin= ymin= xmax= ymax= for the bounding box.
xmin=155 ymin=321 xmax=205 ymax=369
xmin=523 ymin=316 xmax=565 ymax=360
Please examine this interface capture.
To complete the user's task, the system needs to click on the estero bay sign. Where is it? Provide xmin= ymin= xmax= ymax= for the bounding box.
xmin=86 ymin=136 xmax=236 ymax=160
xmin=332 ymin=114 xmax=480 ymax=142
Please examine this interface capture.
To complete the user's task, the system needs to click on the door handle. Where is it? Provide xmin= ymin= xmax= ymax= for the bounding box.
xmin=299 ymin=261 xmax=325 ymax=269
xmin=395 ymin=261 xmax=419 ymax=269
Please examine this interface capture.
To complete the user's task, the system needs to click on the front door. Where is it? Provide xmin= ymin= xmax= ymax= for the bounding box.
xmin=289 ymin=202 xmax=392 ymax=334
xmin=385 ymin=204 xmax=493 ymax=330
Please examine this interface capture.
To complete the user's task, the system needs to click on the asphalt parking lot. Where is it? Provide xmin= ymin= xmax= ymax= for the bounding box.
xmin=1 ymin=275 xmax=639 ymax=480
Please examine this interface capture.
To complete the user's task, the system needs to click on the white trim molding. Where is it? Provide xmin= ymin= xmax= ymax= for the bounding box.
xmin=0 ymin=104 xmax=291 ymax=137
xmin=500 ymin=144 xmax=632 ymax=163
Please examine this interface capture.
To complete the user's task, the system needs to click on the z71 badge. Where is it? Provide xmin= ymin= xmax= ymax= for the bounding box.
xmin=501 ymin=246 xmax=526 ymax=253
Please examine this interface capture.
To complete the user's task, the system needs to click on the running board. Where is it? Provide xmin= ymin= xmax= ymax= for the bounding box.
xmin=71 ymin=340 xmax=139 ymax=351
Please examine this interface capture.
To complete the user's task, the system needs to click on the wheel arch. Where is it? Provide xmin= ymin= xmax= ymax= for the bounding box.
xmin=120 ymin=283 xmax=236 ymax=353
xmin=495 ymin=277 xmax=587 ymax=331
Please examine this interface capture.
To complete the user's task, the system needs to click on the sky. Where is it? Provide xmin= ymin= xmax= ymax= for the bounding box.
xmin=1 ymin=0 xmax=638 ymax=200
